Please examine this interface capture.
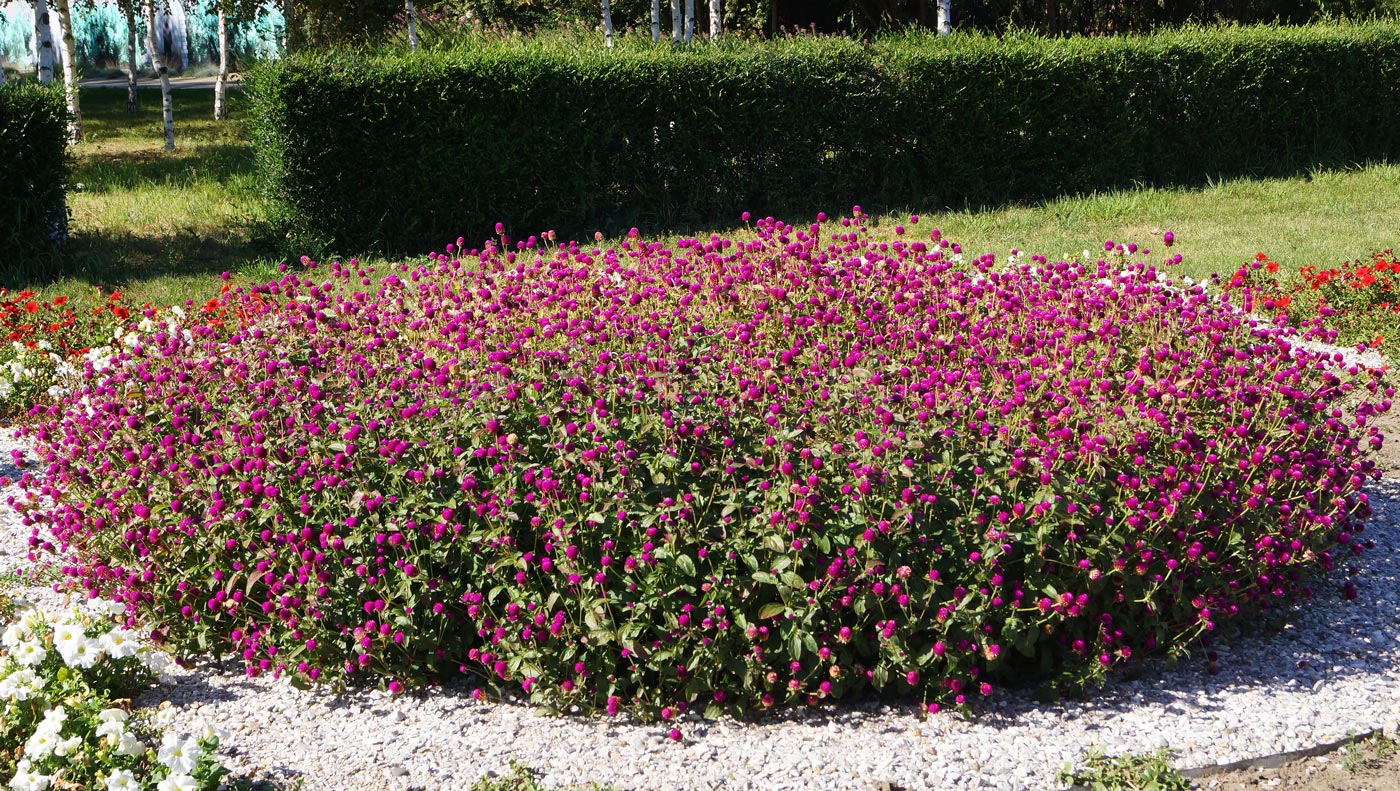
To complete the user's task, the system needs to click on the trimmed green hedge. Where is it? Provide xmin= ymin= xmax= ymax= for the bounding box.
xmin=0 ymin=83 xmax=68 ymax=264
xmin=248 ymin=23 xmax=1400 ymax=253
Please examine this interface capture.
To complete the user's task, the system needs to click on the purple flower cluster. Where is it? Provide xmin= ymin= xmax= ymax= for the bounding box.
xmin=15 ymin=211 xmax=1389 ymax=717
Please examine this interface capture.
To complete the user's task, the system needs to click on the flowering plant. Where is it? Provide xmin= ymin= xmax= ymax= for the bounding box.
xmin=0 ymin=598 xmax=230 ymax=791
xmin=1237 ymin=250 xmax=1400 ymax=352
xmin=18 ymin=211 xmax=1389 ymax=720
xmin=0 ymin=289 xmax=138 ymax=419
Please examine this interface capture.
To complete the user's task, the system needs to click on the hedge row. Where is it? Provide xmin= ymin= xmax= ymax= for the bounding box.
xmin=0 ymin=84 xmax=68 ymax=264
xmin=247 ymin=23 xmax=1400 ymax=254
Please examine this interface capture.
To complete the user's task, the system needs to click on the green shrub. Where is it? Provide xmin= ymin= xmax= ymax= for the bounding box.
xmin=0 ymin=83 xmax=68 ymax=266
xmin=247 ymin=23 xmax=1400 ymax=255
xmin=21 ymin=217 xmax=1388 ymax=718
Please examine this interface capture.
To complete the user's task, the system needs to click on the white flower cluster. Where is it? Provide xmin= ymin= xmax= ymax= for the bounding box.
xmin=0 ymin=608 xmax=140 ymax=673
xmin=0 ymin=600 xmax=232 ymax=791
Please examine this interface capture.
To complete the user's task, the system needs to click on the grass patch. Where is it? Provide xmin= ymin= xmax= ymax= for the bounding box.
xmin=6 ymin=87 xmax=284 ymax=309
xmin=880 ymin=163 xmax=1400 ymax=282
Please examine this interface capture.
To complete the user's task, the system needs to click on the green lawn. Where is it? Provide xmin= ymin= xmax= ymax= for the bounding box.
xmin=17 ymin=85 xmax=1400 ymax=309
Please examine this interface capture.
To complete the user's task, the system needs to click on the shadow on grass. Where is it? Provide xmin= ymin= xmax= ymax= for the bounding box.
xmin=1 ymin=228 xmax=284 ymax=292
xmin=76 ymin=142 xmax=256 ymax=194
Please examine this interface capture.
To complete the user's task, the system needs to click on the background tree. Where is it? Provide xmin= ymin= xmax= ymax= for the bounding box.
xmin=51 ymin=0 xmax=80 ymax=142
xmin=709 ymin=0 xmax=719 ymax=36
xmin=601 ymin=0 xmax=614 ymax=46
xmin=211 ymin=0 xmax=262 ymax=121
xmin=32 ymin=0 xmax=56 ymax=85
xmin=117 ymin=0 xmax=139 ymax=112
xmin=143 ymin=0 xmax=174 ymax=150
xmin=406 ymin=0 xmax=420 ymax=50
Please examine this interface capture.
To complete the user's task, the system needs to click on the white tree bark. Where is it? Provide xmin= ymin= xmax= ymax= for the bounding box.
xmin=600 ymin=0 xmax=614 ymax=48
xmin=144 ymin=0 xmax=175 ymax=151
xmin=51 ymin=0 xmax=81 ymax=143
xmin=651 ymin=0 xmax=660 ymax=42
xmin=214 ymin=4 xmax=229 ymax=120
xmin=124 ymin=1 xmax=139 ymax=113
xmin=937 ymin=0 xmax=951 ymax=35
xmin=684 ymin=0 xmax=694 ymax=43
xmin=708 ymin=0 xmax=720 ymax=38
xmin=33 ymin=0 xmax=56 ymax=85
xmin=670 ymin=0 xmax=680 ymax=43
xmin=405 ymin=0 xmax=419 ymax=51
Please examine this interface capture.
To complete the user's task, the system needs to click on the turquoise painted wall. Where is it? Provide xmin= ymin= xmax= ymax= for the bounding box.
xmin=0 ymin=0 xmax=282 ymax=72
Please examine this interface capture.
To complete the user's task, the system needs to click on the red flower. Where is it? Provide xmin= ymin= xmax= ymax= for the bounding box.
xmin=23 ymin=301 xmax=39 ymax=314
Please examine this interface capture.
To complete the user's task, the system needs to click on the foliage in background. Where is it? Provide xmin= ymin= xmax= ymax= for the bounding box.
xmin=18 ymin=213 xmax=1388 ymax=719
xmin=246 ymin=23 xmax=1400 ymax=257
xmin=0 ymin=83 xmax=69 ymax=264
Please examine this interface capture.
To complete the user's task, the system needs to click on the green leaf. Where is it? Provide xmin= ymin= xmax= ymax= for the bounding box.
xmin=757 ymin=602 xmax=786 ymax=619
xmin=675 ymin=554 xmax=697 ymax=577
xmin=780 ymin=571 xmax=807 ymax=591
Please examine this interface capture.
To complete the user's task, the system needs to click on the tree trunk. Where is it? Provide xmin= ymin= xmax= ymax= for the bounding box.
xmin=124 ymin=1 xmax=139 ymax=112
xmin=684 ymin=0 xmax=694 ymax=42
xmin=51 ymin=0 xmax=80 ymax=143
xmin=405 ymin=0 xmax=419 ymax=51
xmin=283 ymin=0 xmax=299 ymax=53
xmin=708 ymin=0 xmax=720 ymax=38
xmin=601 ymin=0 xmax=614 ymax=47
xmin=651 ymin=0 xmax=660 ymax=43
xmin=33 ymin=0 xmax=56 ymax=85
xmin=936 ymin=0 xmax=950 ymax=34
xmin=144 ymin=0 xmax=175 ymax=151
xmin=670 ymin=0 xmax=680 ymax=43
xmin=214 ymin=5 xmax=229 ymax=120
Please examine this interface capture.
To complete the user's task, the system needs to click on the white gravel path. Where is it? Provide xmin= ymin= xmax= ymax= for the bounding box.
xmin=3 ymin=432 xmax=1398 ymax=791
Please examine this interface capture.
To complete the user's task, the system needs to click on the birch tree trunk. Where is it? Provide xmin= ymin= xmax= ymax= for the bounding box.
xmin=650 ymin=0 xmax=660 ymax=43
xmin=670 ymin=0 xmax=680 ymax=43
xmin=600 ymin=0 xmax=614 ymax=48
xmin=683 ymin=0 xmax=694 ymax=43
xmin=51 ymin=0 xmax=81 ymax=143
xmin=937 ymin=0 xmax=951 ymax=34
xmin=33 ymin=0 xmax=56 ymax=85
xmin=283 ymin=0 xmax=299 ymax=53
xmin=213 ymin=5 xmax=230 ymax=119
xmin=708 ymin=0 xmax=720 ymax=38
xmin=144 ymin=0 xmax=175 ymax=151
xmin=124 ymin=1 xmax=139 ymax=113
xmin=405 ymin=0 xmax=418 ymax=51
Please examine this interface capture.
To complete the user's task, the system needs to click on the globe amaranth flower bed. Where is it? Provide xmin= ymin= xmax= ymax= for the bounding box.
xmin=14 ymin=210 xmax=1391 ymax=721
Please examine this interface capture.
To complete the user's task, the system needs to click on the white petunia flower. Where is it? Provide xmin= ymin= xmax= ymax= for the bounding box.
xmin=51 ymin=621 xmax=85 ymax=650
xmin=104 ymin=769 xmax=139 ymax=791
xmin=157 ymin=733 xmax=203 ymax=774
xmin=98 ymin=708 xmax=129 ymax=724
xmin=7 ymin=759 xmax=51 ymax=791
xmin=22 ymin=707 xmax=68 ymax=760
xmin=95 ymin=718 xmax=125 ymax=743
xmin=52 ymin=735 xmax=81 ymax=758
xmin=0 ymin=667 xmax=42 ymax=701
xmin=57 ymin=636 xmax=101 ymax=669
xmin=13 ymin=640 xmax=45 ymax=667
xmin=116 ymin=731 xmax=145 ymax=757
xmin=195 ymin=718 xmax=230 ymax=743
xmin=99 ymin=628 xmax=140 ymax=659
xmin=156 ymin=774 xmax=198 ymax=791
